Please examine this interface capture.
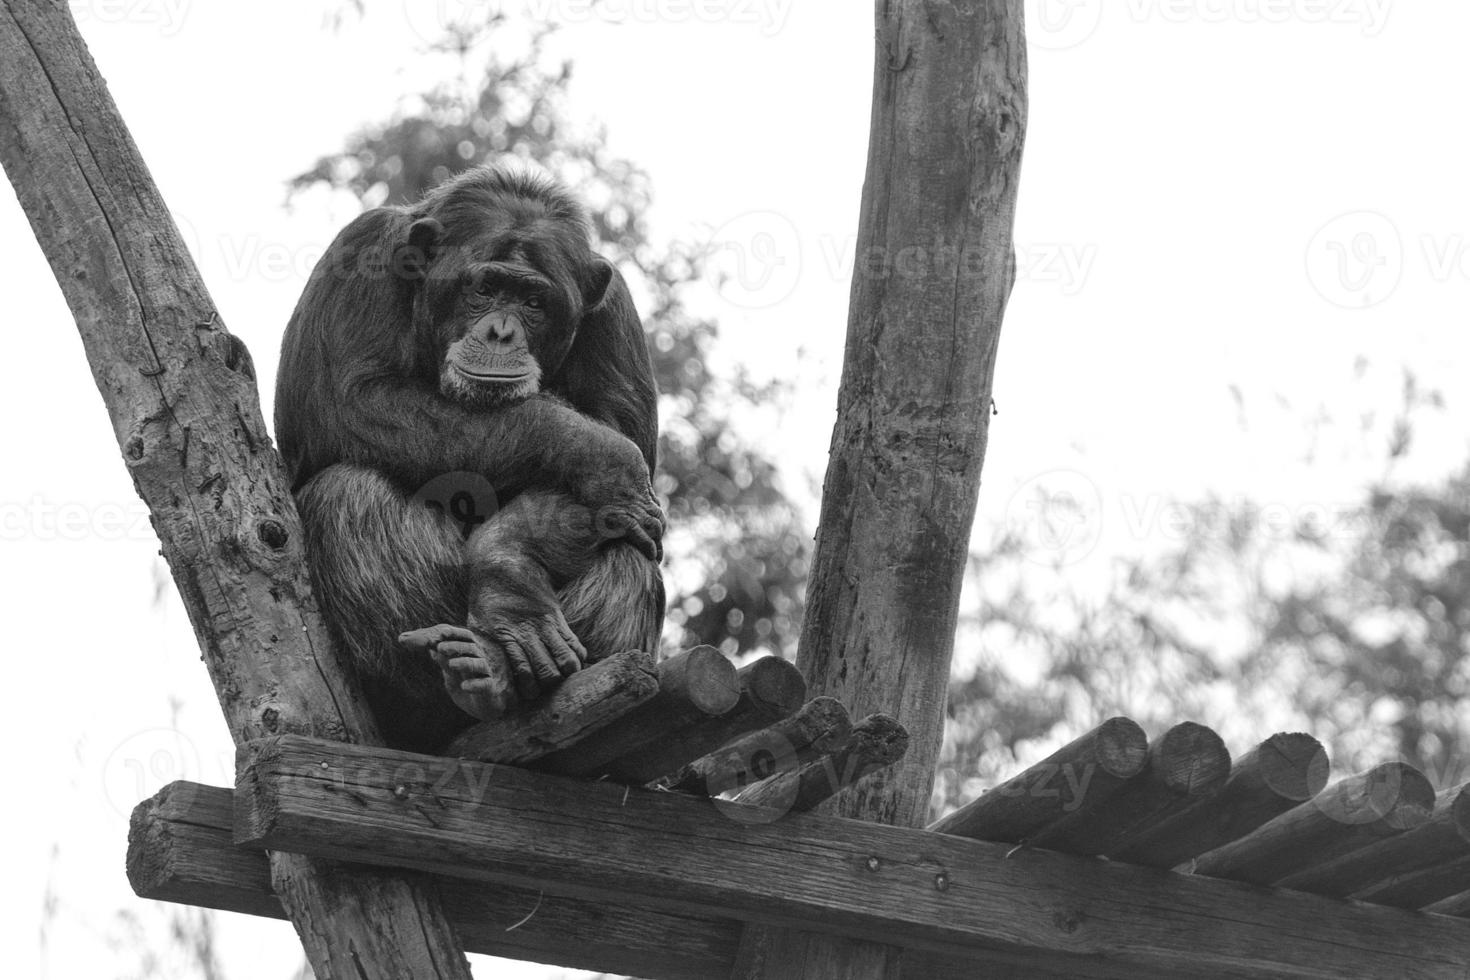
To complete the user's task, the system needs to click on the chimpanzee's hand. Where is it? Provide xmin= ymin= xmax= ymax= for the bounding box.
xmin=400 ymin=619 xmax=585 ymax=719
xmin=574 ymin=438 xmax=665 ymax=562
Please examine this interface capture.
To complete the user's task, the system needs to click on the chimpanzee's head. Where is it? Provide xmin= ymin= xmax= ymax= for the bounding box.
xmin=397 ymin=168 xmax=614 ymax=407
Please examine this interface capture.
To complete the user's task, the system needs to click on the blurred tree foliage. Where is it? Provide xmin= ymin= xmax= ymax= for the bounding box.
xmin=938 ymin=397 xmax=1470 ymax=817
xmin=288 ymin=19 xmax=806 ymax=660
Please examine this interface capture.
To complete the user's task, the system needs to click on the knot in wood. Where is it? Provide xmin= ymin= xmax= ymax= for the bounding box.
xmin=256 ymin=519 xmax=289 ymax=550
xmin=1052 ymin=906 xmax=1085 ymax=934
xmin=865 ymin=856 xmax=881 ymax=873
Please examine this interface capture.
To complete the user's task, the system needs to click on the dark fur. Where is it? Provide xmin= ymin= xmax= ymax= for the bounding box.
xmin=277 ymin=167 xmax=665 ymax=753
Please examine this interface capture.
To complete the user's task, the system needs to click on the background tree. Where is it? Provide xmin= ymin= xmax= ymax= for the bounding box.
xmin=287 ymin=21 xmax=808 ymax=662
xmin=938 ymin=379 xmax=1470 ymax=814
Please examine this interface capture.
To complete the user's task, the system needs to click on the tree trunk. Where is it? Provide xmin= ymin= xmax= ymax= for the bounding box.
xmin=0 ymin=3 xmax=471 ymax=975
xmin=741 ymin=0 xmax=1027 ymax=975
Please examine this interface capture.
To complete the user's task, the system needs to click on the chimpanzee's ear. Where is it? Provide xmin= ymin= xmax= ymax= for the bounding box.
xmin=395 ymin=218 xmax=444 ymax=281
xmin=582 ymin=257 xmax=616 ymax=309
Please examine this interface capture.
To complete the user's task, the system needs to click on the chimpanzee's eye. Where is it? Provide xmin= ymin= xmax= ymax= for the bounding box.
xmin=525 ymin=295 xmax=545 ymax=310
xmin=475 ymin=278 xmax=496 ymax=296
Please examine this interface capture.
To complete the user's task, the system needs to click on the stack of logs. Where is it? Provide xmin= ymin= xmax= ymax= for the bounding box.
xmin=447 ymin=646 xmax=910 ymax=814
xmin=927 ymin=716 xmax=1470 ymax=916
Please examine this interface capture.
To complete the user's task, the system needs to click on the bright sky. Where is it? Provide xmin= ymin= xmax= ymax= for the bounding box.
xmin=4 ymin=1 xmax=1468 ymax=976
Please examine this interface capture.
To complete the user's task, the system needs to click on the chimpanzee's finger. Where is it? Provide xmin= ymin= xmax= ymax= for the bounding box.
xmin=521 ymin=632 xmax=562 ymax=689
xmin=500 ymin=637 xmax=540 ymax=701
xmin=550 ymin=620 xmax=585 ymax=676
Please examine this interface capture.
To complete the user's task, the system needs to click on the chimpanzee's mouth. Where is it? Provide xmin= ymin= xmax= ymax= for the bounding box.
xmin=452 ymin=364 xmax=532 ymax=382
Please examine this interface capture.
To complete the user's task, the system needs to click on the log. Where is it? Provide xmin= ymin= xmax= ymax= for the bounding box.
xmin=445 ymin=651 xmax=659 ymax=763
xmin=129 ymin=782 xmax=738 ymax=980
xmin=1275 ymin=783 xmax=1470 ymax=900
xmin=1353 ymin=854 xmax=1470 ymax=910
xmin=603 ymin=656 xmax=807 ymax=784
xmin=531 ymin=646 xmax=739 ymax=777
xmin=1191 ymin=763 xmax=1436 ymax=885
xmin=657 ymin=697 xmax=853 ymax=797
xmin=0 ymin=5 xmax=470 ymax=974
xmin=1027 ymin=722 xmax=1230 ymax=857
xmin=1424 ymin=890 xmax=1470 ymax=918
xmin=928 ymin=717 xmax=1148 ymax=843
xmin=233 ymin=735 xmax=1470 ymax=979
xmin=736 ymin=714 xmax=909 ymax=813
xmin=740 ymin=2 xmax=1028 ymax=973
xmin=1108 ymin=733 xmax=1328 ymax=869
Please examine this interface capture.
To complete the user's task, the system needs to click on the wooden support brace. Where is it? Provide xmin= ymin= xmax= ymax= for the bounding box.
xmin=1027 ymin=722 xmax=1231 ymax=857
xmin=229 ymin=736 xmax=1470 ymax=979
xmin=1192 ymin=763 xmax=1436 ymax=885
xmin=657 ymin=696 xmax=853 ymax=798
xmin=1274 ymin=782 xmax=1470 ymax=901
xmin=1108 ymin=732 xmax=1328 ymax=870
xmin=530 ymin=645 xmax=739 ymax=777
xmin=603 ymin=655 xmax=807 ymax=784
xmin=928 ymin=717 xmax=1149 ymax=843
xmin=128 ymin=781 xmax=739 ymax=980
xmin=445 ymin=650 xmax=659 ymax=763
xmin=736 ymin=714 xmax=909 ymax=813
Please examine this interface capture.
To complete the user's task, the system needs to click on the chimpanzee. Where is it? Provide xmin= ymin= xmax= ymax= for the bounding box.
xmin=275 ymin=166 xmax=665 ymax=752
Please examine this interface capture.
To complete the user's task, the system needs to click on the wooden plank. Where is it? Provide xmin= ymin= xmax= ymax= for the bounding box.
xmin=1193 ymin=763 xmax=1436 ymax=886
xmin=1276 ymin=783 xmax=1470 ymax=900
xmin=928 ymin=717 xmax=1148 ymax=843
xmin=445 ymin=651 xmax=659 ymax=763
xmin=127 ymin=781 xmax=1140 ymax=980
xmin=128 ymin=781 xmax=738 ymax=980
xmin=530 ymin=645 xmax=739 ymax=777
xmin=235 ymin=736 xmax=1470 ymax=979
xmin=656 ymin=696 xmax=853 ymax=797
xmin=737 ymin=714 xmax=909 ymax=813
xmin=604 ymin=656 xmax=807 ymax=784
xmin=1109 ymin=733 xmax=1327 ymax=869
xmin=1028 ymin=722 xmax=1230 ymax=857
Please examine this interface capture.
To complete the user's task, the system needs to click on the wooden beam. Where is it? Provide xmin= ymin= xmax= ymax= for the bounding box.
xmin=929 ymin=717 xmax=1149 ymax=843
xmin=657 ymin=696 xmax=853 ymax=797
xmin=129 ymin=781 xmax=1113 ymax=980
xmin=1193 ymin=763 xmax=1436 ymax=885
xmin=738 ymin=714 xmax=909 ymax=812
xmin=1108 ymin=733 xmax=1328 ymax=869
xmin=1276 ymin=783 xmax=1470 ymax=901
xmin=531 ymin=645 xmax=739 ymax=778
xmin=445 ymin=650 xmax=659 ymax=762
xmin=1026 ymin=723 xmax=1229 ymax=857
xmin=0 ymin=5 xmax=470 ymax=975
xmin=768 ymin=1 xmax=1029 ymax=970
xmin=129 ymin=781 xmax=739 ymax=979
xmin=603 ymin=655 xmax=807 ymax=784
xmin=235 ymin=736 xmax=1470 ymax=979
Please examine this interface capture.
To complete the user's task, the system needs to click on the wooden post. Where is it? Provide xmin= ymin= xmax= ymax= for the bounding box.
xmin=0 ymin=4 xmax=471 ymax=975
xmin=741 ymin=1 xmax=1028 ymax=975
